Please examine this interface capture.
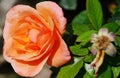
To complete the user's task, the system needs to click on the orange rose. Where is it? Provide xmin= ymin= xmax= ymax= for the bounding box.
xmin=3 ymin=1 xmax=71 ymax=77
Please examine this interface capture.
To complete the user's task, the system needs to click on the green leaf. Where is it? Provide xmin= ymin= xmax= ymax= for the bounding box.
xmin=84 ymin=54 xmax=94 ymax=63
xmin=70 ymin=45 xmax=88 ymax=56
xmin=72 ymin=11 xmax=90 ymax=36
xmin=102 ymin=23 xmax=120 ymax=32
xmin=72 ymin=11 xmax=90 ymax=24
xmin=83 ymin=72 xmax=93 ymax=78
xmin=115 ymin=36 xmax=120 ymax=47
xmin=112 ymin=66 xmax=120 ymax=78
xmin=116 ymin=28 xmax=120 ymax=35
xmin=72 ymin=24 xmax=90 ymax=36
xmin=86 ymin=0 xmax=103 ymax=30
xmin=76 ymin=30 xmax=96 ymax=44
xmin=59 ymin=0 xmax=77 ymax=10
xmin=57 ymin=57 xmax=83 ymax=78
xmin=98 ymin=65 xmax=112 ymax=78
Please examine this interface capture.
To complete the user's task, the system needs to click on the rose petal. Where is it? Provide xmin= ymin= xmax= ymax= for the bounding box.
xmin=105 ymin=43 xmax=117 ymax=56
xmin=11 ymin=57 xmax=48 ymax=77
xmin=3 ymin=45 xmax=52 ymax=77
xmin=29 ymin=29 xmax=40 ymax=43
xmin=47 ymin=32 xmax=71 ymax=67
xmin=3 ymin=29 xmax=53 ymax=62
xmin=4 ymin=5 xmax=38 ymax=39
xmin=3 ymin=4 xmax=50 ymax=40
xmin=36 ymin=1 xmax=67 ymax=34
xmin=3 ymin=5 xmax=40 ymax=60
xmin=98 ymin=28 xmax=108 ymax=36
xmin=3 ymin=38 xmax=13 ymax=63
xmin=10 ymin=48 xmax=52 ymax=77
xmin=3 ymin=37 xmax=40 ymax=61
xmin=4 ymin=36 xmax=54 ymax=62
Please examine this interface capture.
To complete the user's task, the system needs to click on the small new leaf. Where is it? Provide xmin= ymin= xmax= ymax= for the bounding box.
xmin=70 ymin=45 xmax=88 ymax=56
xmin=76 ymin=30 xmax=96 ymax=45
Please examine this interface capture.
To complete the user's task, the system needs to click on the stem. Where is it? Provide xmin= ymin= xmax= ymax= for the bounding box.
xmin=90 ymin=49 xmax=105 ymax=75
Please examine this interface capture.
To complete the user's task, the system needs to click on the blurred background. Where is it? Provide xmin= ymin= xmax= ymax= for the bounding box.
xmin=0 ymin=0 xmax=118 ymax=78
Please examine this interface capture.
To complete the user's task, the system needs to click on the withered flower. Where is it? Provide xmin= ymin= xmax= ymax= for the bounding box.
xmin=85 ymin=28 xmax=116 ymax=76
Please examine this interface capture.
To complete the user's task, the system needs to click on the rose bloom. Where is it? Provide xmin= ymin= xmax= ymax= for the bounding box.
xmin=3 ymin=1 xmax=71 ymax=77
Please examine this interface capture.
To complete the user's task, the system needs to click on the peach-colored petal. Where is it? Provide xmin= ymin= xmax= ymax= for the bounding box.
xmin=4 ymin=41 xmax=52 ymax=77
xmin=36 ymin=1 xmax=67 ymax=34
xmin=47 ymin=31 xmax=71 ymax=67
xmin=29 ymin=29 xmax=40 ymax=43
xmin=3 ymin=5 xmax=40 ymax=60
xmin=11 ymin=55 xmax=49 ymax=77
xmin=3 ymin=4 xmax=50 ymax=40
xmin=3 ymin=38 xmax=13 ymax=63
xmin=3 ymin=43 xmax=51 ymax=77
xmin=26 ymin=36 xmax=55 ymax=61
xmin=4 ymin=5 xmax=38 ymax=39
xmin=4 ymin=38 xmax=53 ymax=62
xmin=4 ymin=44 xmax=37 ymax=62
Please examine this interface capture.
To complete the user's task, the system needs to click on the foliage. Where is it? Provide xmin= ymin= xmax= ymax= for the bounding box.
xmin=56 ymin=0 xmax=120 ymax=78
